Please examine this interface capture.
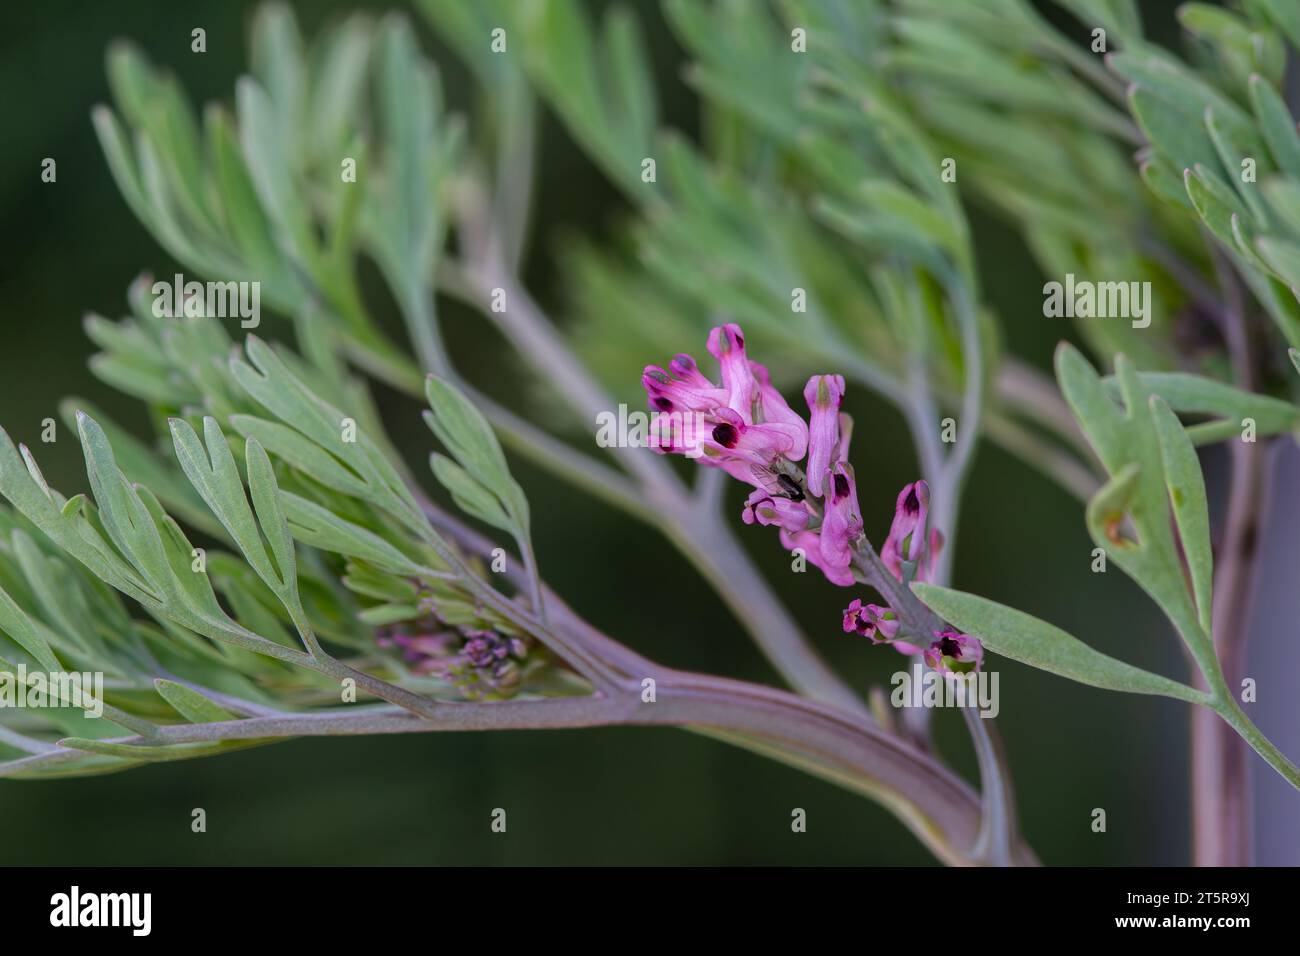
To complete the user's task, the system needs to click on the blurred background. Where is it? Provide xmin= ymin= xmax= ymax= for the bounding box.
xmin=2 ymin=0 xmax=1293 ymax=866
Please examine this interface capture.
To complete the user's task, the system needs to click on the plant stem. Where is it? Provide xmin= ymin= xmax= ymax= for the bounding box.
xmin=1192 ymin=437 xmax=1266 ymax=866
xmin=1214 ymin=693 xmax=1300 ymax=792
xmin=1191 ymin=245 xmax=1263 ymax=866
xmin=0 ymin=671 xmax=1035 ymax=865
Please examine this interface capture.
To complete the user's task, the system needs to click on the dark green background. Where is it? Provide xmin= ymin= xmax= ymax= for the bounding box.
xmin=1 ymin=0 xmax=1200 ymax=864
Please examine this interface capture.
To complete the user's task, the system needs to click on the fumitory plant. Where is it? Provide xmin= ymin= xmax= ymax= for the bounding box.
xmin=4 ymin=0 xmax=1300 ymax=868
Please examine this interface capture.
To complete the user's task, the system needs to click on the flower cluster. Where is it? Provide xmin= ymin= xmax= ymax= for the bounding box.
xmin=643 ymin=324 xmax=862 ymax=585
xmin=841 ymin=480 xmax=981 ymax=674
xmin=643 ymin=324 xmax=981 ymax=678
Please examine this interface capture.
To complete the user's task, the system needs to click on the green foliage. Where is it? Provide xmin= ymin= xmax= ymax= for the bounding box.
xmin=1056 ymin=345 xmax=1212 ymax=657
xmin=6 ymin=0 xmax=1300 ymax=810
xmin=912 ymin=584 xmax=1204 ymax=703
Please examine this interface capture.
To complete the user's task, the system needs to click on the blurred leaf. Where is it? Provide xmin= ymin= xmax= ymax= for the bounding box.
xmin=0 ymin=582 xmax=59 ymax=673
xmin=1248 ymin=74 xmax=1300 ymax=177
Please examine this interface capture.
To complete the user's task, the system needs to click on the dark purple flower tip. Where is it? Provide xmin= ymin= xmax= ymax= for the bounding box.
xmin=669 ymin=354 xmax=698 ymax=375
xmin=902 ymin=480 xmax=929 ymax=516
xmin=924 ymin=628 xmax=984 ymax=675
xmin=712 ymin=422 xmax=740 ymax=447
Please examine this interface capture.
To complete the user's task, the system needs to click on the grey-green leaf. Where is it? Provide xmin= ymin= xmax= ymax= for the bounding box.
xmin=1149 ymin=398 xmax=1214 ymax=634
xmin=154 ymin=679 xmax=236 ymax=723
xmin=912 ymin=584 xmax=1205 ymax=703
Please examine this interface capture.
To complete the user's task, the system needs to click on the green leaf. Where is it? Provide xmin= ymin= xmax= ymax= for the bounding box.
xmin=912 ymin=584 xmax=1204 ymax=702
xmin=78 ymin=412 xmax=171 ymax=598
xmin=1261 ymin=177 xmax=1300 ymax=236
xmin=1128 ymin=86 xmax=1218 ymax=176
xmin=231 ymin=336 xmax=425 ymax=533
xmin=1149 ymin=397 xmax=1213 ymax=634
xmin=154 ymin=679 xmax=236 ymax=723
xmin=1253 ymin=0 xmax=1300 ymax=57
xmin=429 ymin=453 xmax=512 ymax=531
xmin=57 ymin=737 xmax=268 ymax=762
xmin=1100 ymin=370 xmax=1299 ymax=443
xmin=1184 ymin=165 xmax=1249 ymax=250
xmin=0 ymin=582 xmax=60 ymax=672
xmin=1249 ymin=73 xmax=1300 ymax=178
xmin=59 ymin=399 xmax=224 ymax=540
xmin=423 ymin=374 xmax=528 ymax=529
xmin=278 ymin=491 xmax=425 ymax=576
xmin=228 ymin=414 xmax=368 ymax=499
xmin=246 ymin=438 xmax=298 ymax=603
xmin=604 ymin=5 xmax=657 ymax=155
xmin=169 ymin=417 xmax=292 ymax=599
xmin=1256 ymin=235 xmax=1300 ymax=286
xmin=1056 ymin=347 xmax=1210 ymax=658
xmin=0 ymin=425 xmax=153 ymax=602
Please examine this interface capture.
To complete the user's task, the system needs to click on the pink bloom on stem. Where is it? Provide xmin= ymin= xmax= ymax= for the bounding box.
xmin=707 ymin=324 xmax=760 ymax=420
xmin=704 ymin=408 xmax=803 ymax=478
xmin=802 ymin=375 xmax=846 ymax=497
xmin=643 ymin=325 xmax=808 ymax=487
xmin=642 ymin=324 xmax=869 ymax=588
xmin=798 ymin=372 xmax=862 ymax=587
xmin=743 ymin=487 xmax=810 ymax=534
xmin=842 ymin=598 xmax=900 ymax=643
xmin=642 ymin=355 xmax=728 ymax=414
xmin=818 ymin=457 xmax=864 ymax=577
xmin=924 ymin=629 xmax=984 ymax=676
xmin=883 ymin=480 xmax=931 ymax=580
xmin=752 ymin=361 xmax=809 ymax=461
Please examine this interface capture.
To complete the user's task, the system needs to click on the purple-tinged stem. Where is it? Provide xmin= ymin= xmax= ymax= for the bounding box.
xmin=1191 ymin=244 xmax=1261 ymax=867
xmin=1192 ymin=438 xmax=1266 ymax=866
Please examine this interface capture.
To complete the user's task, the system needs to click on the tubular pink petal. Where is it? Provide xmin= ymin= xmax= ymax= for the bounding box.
xmin=803 ymin=374 xmax=845 ymax=497
xmin=707 ymin=324 xmax=759 ymax=421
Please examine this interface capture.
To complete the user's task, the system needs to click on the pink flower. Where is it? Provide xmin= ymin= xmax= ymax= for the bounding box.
xmin=752 ymin=362 xmax=809 ymax=461
xmin=795 ymin=375 xmax=863 ymax=586
xmin=702 ymin=408 xmax=803 ymax=479
xmin=818 ymin=458 xmax=864 ymax=578
xmin=708 ymin=324 xmax=760 ymax=419
xmin=883 ymin=481 xmax=937 ymax=582
xmin=642 ymin=355 xmax=728 ymax=414
xmin=643 ymin=324 xmax=808 ymax=487
xmin=803 ymin=375 xmax=845 ymax=497
xmin=743 ymin=487 xmax=810 ymax=533
xmin=924 ymin=629 xmax=984 ymax=676
xmin=642 ymin=325 xmax=868 ymax=587
xmin=842 ymin=599 xmax=900 ymax=643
